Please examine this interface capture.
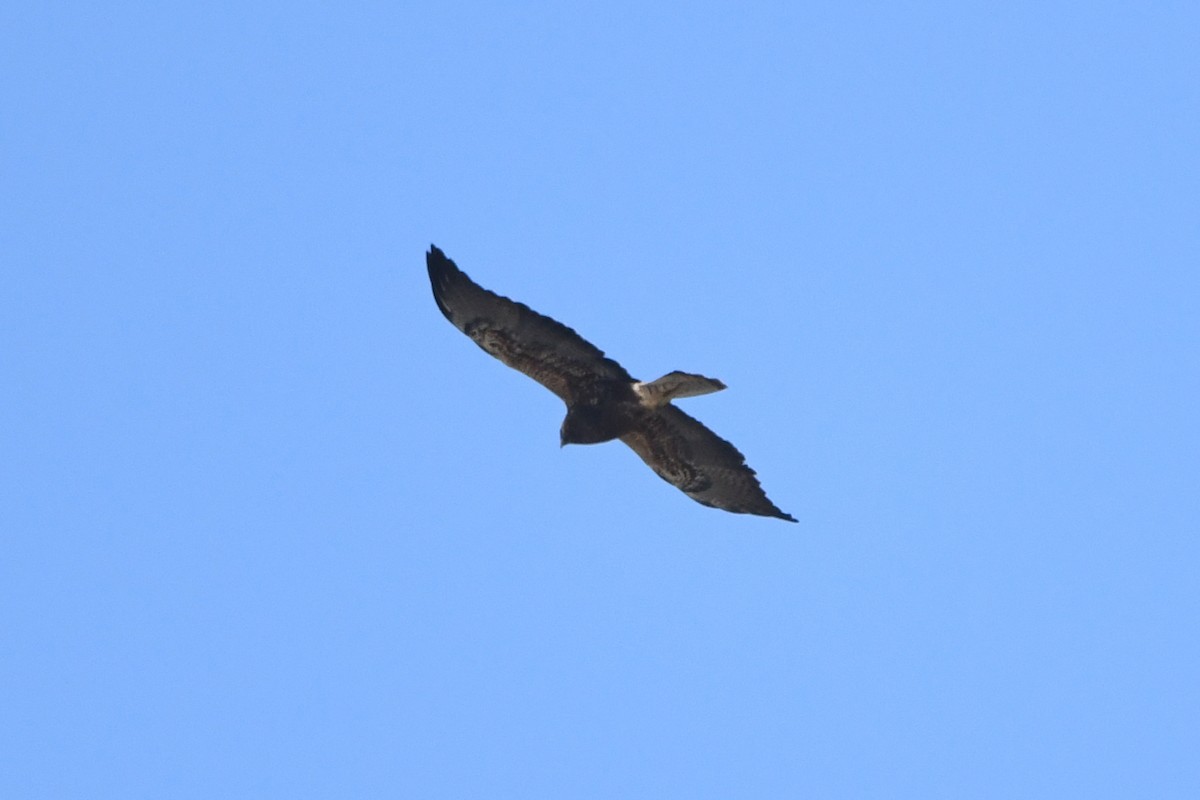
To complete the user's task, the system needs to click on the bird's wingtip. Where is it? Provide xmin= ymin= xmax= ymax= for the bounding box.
xmin=426 ymin=244 xmax=453 ymax=273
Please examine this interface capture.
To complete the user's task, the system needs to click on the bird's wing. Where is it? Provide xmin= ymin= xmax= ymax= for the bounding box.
xmin=427 ymin=245 xmax=633 ymax=402
xmin=620 ymin=405 xmax=796 ymax=522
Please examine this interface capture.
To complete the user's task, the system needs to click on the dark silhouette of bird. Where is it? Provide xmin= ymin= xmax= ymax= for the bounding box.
xmin=426 ymin=245 xmax=795 ymax=522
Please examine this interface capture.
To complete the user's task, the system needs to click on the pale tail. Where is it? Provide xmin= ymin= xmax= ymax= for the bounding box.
xmin=634 ymin=371 xmax=727 ymax=408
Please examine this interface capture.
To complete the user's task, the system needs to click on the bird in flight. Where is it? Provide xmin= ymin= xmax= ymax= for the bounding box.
xmin=426 ymin=245 xmax=796 ymax=522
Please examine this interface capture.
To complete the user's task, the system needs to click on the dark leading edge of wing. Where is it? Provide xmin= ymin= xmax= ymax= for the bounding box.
xmin=426 ymin=245 xmax=632 ymax=403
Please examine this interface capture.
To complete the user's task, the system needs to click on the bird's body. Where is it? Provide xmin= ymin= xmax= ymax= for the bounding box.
xmin=425 ymin=245 xmax=795 ymax=522
xmin=560 ymin=378 xmax=642 ymax=445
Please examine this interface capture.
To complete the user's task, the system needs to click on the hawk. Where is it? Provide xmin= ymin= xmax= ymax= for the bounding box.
xmin=426 ymin=245 xmax=796 ymax=522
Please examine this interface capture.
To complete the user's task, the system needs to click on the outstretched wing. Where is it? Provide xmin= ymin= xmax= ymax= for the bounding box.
xmin=427 ymin=245 xmax=633 ymax=402
xmin=620 ymin=406 xmax=796 ymax=522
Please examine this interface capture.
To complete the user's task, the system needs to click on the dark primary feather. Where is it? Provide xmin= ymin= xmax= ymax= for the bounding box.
xmin=426 ymin=245 xmax=632 ymax=402
xmin=621 ymin=406 xmax=797 ymax=522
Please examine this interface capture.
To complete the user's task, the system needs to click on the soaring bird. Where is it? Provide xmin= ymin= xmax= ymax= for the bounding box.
xmin=426 ymin=245 xmax=795 ymax=522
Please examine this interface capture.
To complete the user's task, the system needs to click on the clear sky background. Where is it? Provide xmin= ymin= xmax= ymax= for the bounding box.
xmin=3 ymin=2 xmax=1198 ymax=797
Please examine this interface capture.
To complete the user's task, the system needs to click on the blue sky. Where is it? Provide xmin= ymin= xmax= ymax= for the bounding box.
xmin=3 ymin=1 xmax=1198 ymax=797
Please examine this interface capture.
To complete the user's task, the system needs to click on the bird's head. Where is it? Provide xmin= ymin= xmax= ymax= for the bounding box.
xmin=560 ymin=416 xmax=580 ymax=447
xmin=560 ymin=406 xmax=607 ymax=447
